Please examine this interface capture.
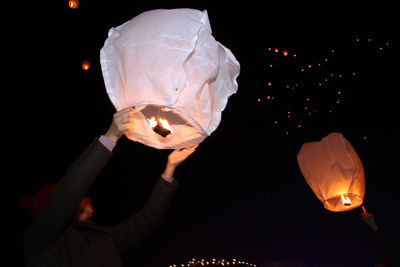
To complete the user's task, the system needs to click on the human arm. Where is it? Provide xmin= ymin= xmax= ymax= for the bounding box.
xmin=24 ymin=108 xmax=134 ymax=255
xmin=362 ymin=207 xmax=400 ymax=266
xmin=24 ymin=139 xmax=113 ymax=255
xmin=112 ymin=146 xmax=197 ymax=253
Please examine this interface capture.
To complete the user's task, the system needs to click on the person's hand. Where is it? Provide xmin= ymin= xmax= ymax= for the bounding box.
xmin=163 ymin=145 xmax=198 ymax=179
xmin=104 ymin=107 xmax=136 ymax=142
xmin=167 ymin=145 xmax=198 ymax=167
xmin=361 ymin=206 xmax=379 ymax=231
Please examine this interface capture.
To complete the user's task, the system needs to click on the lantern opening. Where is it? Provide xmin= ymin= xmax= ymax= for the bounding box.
xmin=123 ymin=104 xmax=206 ymax=149
xmin=323 ymin=193 xmax=363 ymax=212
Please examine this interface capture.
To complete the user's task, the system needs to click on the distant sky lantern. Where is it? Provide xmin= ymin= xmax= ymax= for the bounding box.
xmin=297 ymin=132 xmax=365 ymax=212
xmin=68 ymin=0 xmax=79 ymax=9
xmin=82 ymin=60 xmax=90 ymax=70
xmin=100 ymin=9 xmax=240 ymax=149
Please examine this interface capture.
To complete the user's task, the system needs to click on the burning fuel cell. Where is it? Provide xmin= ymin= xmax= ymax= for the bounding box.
xmin=148 ymin=117 xmax=173 ymax=137
xmin=341 ymin=194 xmax=352 ymax=207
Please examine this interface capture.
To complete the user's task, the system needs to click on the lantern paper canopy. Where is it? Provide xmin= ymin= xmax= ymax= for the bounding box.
xmin=100 ymin=9 xmax=240 ymax=149
xmin=297 ymin=132 xmax=365 ymax=212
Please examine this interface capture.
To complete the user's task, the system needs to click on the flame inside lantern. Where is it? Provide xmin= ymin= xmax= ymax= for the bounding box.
xmin=158 ymin=118 xmax=172 ymax=132
xmin=341 ymin=194 xmax=352 ymax=206
xmin=147 ymin=117 xmax=173 ymax=137
xmin=68 ymin=0 xmax=79 ymax=9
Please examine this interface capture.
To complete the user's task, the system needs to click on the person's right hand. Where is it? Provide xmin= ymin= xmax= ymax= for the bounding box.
xmin=361 ymin=206 xmax=380 ymax=231
xmin=104 ymin=107 xmax=136 ymax=142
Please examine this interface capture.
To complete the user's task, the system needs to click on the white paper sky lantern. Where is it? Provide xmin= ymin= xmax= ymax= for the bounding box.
xmin=100 ymin=9 xmax=240 ymax=149
xmin=297 ymin=132 xmax=365 ymax=212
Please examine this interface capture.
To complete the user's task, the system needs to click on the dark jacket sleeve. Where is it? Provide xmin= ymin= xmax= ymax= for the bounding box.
xmin=373 ymin=229 xmax=400 ymax=267
xmin=24 ymin=139 xmax=112 ymax=256
xmin=111 ymin=177 xmax=178 ymax=254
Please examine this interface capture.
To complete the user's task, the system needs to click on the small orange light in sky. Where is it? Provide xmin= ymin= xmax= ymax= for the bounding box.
xmin=82 ymin=60 xmax=90 ymax=71
xmin=68 ymin=0 xmax=79 ymax=9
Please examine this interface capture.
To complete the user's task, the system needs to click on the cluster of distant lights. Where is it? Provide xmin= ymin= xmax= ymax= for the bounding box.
xmin=257 ymin=37 xmax=391 ymax=138
xmin=170 ymin=258 xmax=256 ymax=267
xmin=258 ymin=47 xmax=347 ymax=135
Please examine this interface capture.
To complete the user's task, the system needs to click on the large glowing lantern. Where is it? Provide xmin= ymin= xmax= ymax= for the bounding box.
xmin=297 ymin=132 xmax=365 ymax=212
xmin=100 ymin=9 xmax=240 ymax=149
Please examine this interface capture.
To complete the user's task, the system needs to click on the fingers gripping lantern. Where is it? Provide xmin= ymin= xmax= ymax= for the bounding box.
xmin=100 ymin=9 xmax=240 ymax=149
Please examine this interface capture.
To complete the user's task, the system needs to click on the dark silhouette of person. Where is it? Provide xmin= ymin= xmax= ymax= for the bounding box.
xmin=19 ymin=107 xmax=198 ymax=267
xmin=362 ymin=206 xmax=400 ymax=267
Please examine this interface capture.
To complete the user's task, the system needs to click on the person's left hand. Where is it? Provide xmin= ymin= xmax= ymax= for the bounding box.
xmin=167 ymin=145 xmax=198 ymax=167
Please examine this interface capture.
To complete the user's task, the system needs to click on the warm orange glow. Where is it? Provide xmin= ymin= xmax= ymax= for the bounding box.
xmin=282 ymin=50 xmax=288 ymax=56
xmin=68 ymin=0 xmax=79 ymax=9
xmin=341 ymin=194 xmax=352 ymax=206
xmin=147 ymin=117 xmax=173 ymax=135
xmin=82 ymin=60 xmax=90 ymax=70
xmin=148 ymin=116 xmax=157 ymax=128
xmin=159 ymin=118 xmax=172 ymax=132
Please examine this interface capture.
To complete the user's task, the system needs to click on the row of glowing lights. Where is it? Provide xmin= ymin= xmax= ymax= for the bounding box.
xmin=259 ymin=78 xmax=347 ymax=104
xmin=259 ymin=92 xmax=343 ymax=130
xmin=170 ymin=258 xmax=256 ymax=267
xmin=266 ymin=47 xmax=335 ymax=59
xmin=267 ymin=38 xmax=390 ymax=58
xmin=264 ymin=74 xmax=353 ymax=91
xmin=259 ymin=89 xmax=343 ymax=107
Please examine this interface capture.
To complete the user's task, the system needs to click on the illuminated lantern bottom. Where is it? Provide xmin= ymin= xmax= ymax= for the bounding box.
xmin=324 ymin=193 xmax=363 ymax=212
xmin=125 ymin=104 xmax=206 ymax=149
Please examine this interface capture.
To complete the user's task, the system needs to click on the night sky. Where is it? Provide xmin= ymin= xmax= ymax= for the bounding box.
xmin=14 ymin=1 xmax=398 ymax=266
